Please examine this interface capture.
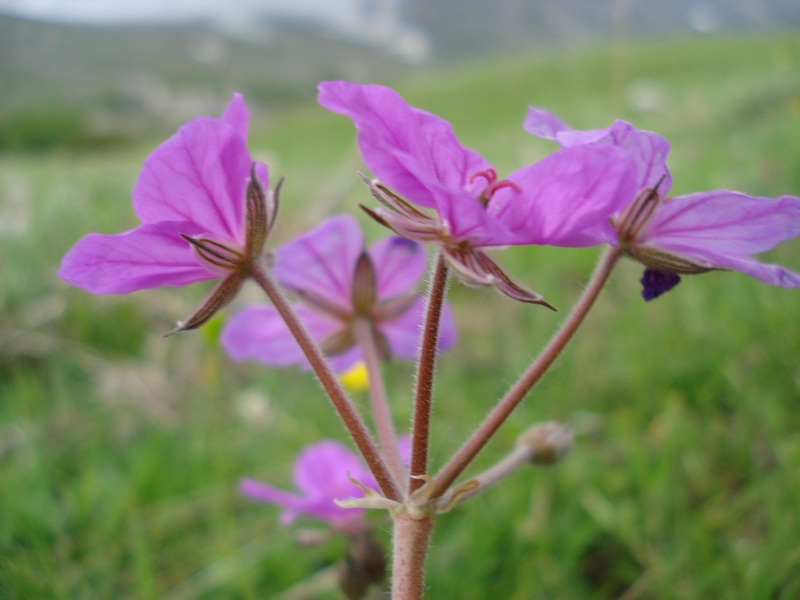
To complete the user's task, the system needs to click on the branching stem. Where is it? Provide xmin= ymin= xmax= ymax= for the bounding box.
xmin=431 ymin=247 xmax=622 ymax=498
xmin=436 ymin=444 xmax=534 ymax=510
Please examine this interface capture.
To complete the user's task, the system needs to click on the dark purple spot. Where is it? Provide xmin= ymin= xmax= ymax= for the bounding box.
xmin=388 ymin=237 xmax=419 ymax=252
xmin=640 ymin=269 xmax=681 ymax=301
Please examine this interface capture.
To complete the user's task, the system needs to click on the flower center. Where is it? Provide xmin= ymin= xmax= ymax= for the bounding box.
xmin=468 ymin=168 xmax=522 ymax=206
xmin=614 ymin=175 xmax=668 ymax=247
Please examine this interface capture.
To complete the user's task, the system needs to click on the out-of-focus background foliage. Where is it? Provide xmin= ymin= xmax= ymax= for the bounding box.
xmin=1 ymin=1 xmax=799 ymax=598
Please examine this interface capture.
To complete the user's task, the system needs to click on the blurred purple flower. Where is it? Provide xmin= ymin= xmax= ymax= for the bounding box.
xmin=318 ymin=81 xmax=638 ymax=306
xmin=221 ymin=214 xmax=457 ymax=372
xmin=240 ymin=437 xmax=410 ymax=528
xmin=525 ymin=108 xmax=800 ymax=295
xmin=59 ymin=94 xmax=277 ymax=330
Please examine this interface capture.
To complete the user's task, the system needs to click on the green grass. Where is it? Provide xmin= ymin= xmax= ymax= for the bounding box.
xmin=2 ymin=33 xmax=800 ymax=598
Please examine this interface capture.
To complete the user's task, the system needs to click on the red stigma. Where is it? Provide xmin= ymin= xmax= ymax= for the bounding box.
xmin=468 ymin=168 xmax=497 ymax=186
xmin=485 ymin=179 xmax=522 ymax=197
xmin=469 ymin=168 xmax=522 ymax=205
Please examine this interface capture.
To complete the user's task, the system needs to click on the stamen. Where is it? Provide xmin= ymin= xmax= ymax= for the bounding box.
xmin=181 ymin=234 xmax=244 ymax=271
xmin=617 ymin=174 xmax=668 ymax=245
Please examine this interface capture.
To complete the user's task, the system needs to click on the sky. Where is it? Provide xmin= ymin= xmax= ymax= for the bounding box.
xmin=0 ymin=0 xmax=358 ymax=24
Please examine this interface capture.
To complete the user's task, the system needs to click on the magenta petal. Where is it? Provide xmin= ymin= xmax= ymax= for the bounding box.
xmin=378 ymin=297 xmax=424 ymax=360
xmin=647 ymin=191 xmax=800 ymax=256
xmin=242 ymin=440 xmax=375 ymax=527
xmin=132 ymin=116 xmax=251 ymax=243
xmin=221 ymin=304 xmax=341 ymax=367
xmin=579 ymin=120 xmax=671 ymax=194
xmin=221 ymin=93 xmax=249 ymax=141
xmin=690 ymin=253 xmax=800 ymax=288
xmin=641 ymin=190 xmax=800 ymax=287
xmin=318 ymin=81 xmax=491 ymax=209
xmin=524 ymin=110 xmax=672 ymax=196
xmin=274 ymin=215 xmax=364 ymax=312
xmin=379 ymin=297 xmax=457 ymax=360
xmin=297 ymin=497 xmax=363 ymax=526
xmin=326 ymin=346 xmax=364 ymax=373
xmin=239 ymin=479 xmax=311 ymax=526
xmin=59 ymin=221 xmax=215 ymax=294
xmin=411 ymin=106 xmax=492 ymax=193
xmin=293 ymin=440 xmax=371 ymax=497
xmin=490 ymin=145 xmax=638 ymax=246
xmin=523 ymin=107 xmax=573 ymax=140
xmin=369 ymin=236 xmax=427 ymax=300
xmin=553 ymin=127 xmax=613 ymax=146
xmin=562 ymin=121 xmax=670 ymax=195
xmin=239 ymin=478 xmax=306 ymax=511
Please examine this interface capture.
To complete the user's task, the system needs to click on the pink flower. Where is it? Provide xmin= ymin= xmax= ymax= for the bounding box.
xmin=59 ymin=94 xmax=277 ymax=330
xmin=221 ymin=214 xmax=457 ymax=372
xmin=524 ymin=108 xmax=800 ymax=297
xmin=240 ymin=437 xmax=410 ymax=528
xmin=318 ymin=81 xmax=638 ymax=307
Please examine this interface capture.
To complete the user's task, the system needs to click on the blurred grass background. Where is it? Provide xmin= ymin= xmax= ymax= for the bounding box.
xmin=1 ymin=33 xmax=800 ymax=598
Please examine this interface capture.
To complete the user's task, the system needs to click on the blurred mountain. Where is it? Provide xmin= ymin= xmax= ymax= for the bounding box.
xmin=0 ymin=14 xmax=413 ymax=148
xmin=406 ymin=0 xmax=800 ymax=59
xmin=0 ymin=0 xmax=798 ymax=150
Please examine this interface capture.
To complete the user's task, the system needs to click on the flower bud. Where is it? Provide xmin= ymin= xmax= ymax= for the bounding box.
xmin=517 ymin=421 xmax=574 ymax=465
xmin=338 ymin=530 xmax=387 ymax=599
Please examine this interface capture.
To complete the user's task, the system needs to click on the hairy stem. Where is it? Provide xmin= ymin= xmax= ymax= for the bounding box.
xmin=410 ymin=253 xmax=449 ymax=493
xmin=391 ymin=514 xmax=435 ymax=600
xmin=437 ymin=444 xmax=534 ymax=510
xmin=249 ymin=262 xmax=401 ymax=502
xmin=431 ymin=247 xmax=622 ymax=498
xmin=352 ymin=318 xmax=406 ymax=484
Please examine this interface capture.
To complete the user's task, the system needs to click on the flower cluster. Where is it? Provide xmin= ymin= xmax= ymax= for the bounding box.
xmin=59 ymin=86 xmax=800 ymax=318
xmin=57 ymin=80 xmax=800 ymax=599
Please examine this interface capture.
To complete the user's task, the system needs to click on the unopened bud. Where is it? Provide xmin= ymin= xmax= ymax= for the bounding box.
xmin=338 ymin=530 xmax=387 ymax=599
xmin=517 ymin=421 xmax=574 ymax=465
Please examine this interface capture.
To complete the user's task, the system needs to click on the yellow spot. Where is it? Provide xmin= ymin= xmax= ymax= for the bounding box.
xmin=340 ymin=361 xmax=369 ymax=392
